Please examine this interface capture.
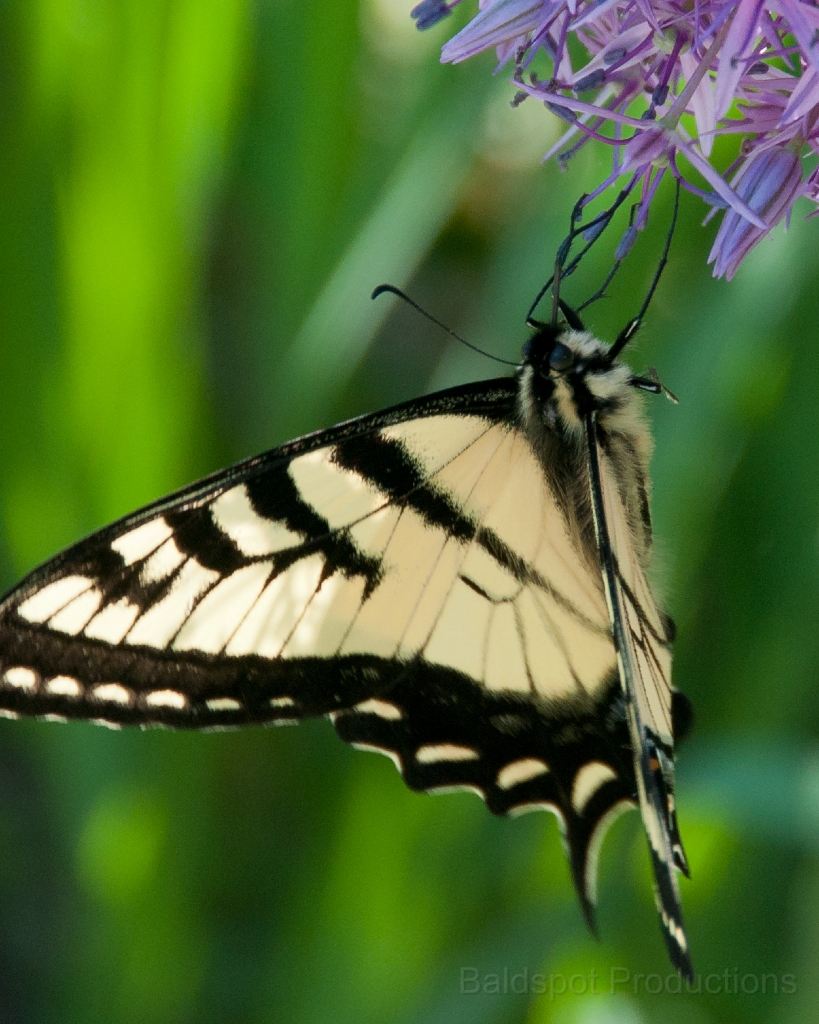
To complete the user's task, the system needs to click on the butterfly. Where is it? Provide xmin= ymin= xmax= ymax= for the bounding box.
xmin=0 ymin=299 xmax=693 ymax=978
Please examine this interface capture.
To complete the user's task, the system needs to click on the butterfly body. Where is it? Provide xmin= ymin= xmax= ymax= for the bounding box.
xmin=0 ymin=322 xmax=691 ymax=976
xmin=518 ymin=327 xmax=653 ymax=566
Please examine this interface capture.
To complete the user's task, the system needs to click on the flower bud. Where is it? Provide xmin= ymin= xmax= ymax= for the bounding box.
xmin=708 ymin=147 xmax=803 ymax=279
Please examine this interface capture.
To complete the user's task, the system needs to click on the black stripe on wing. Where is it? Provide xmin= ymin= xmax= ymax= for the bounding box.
xmin=334 ymin=433 xmax=476 ymax=543
xmin=243 ymin=465 xmax=384 ymax=589
xmin=165 ymin=504 xmax=248 ymax=576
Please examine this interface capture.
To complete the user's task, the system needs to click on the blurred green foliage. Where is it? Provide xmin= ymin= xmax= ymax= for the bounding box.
xmin=1 ymin=1 xmax=819 ymax=1022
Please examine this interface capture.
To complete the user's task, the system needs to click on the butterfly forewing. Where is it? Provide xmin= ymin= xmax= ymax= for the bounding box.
xmin=0 ymin=378 xmax=639 ymax=911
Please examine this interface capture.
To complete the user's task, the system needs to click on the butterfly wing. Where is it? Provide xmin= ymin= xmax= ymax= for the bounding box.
xmin=0 ymin=378 xmax=640 ymax=911
xmin=585 ymin=411 xmax=692 ymax=980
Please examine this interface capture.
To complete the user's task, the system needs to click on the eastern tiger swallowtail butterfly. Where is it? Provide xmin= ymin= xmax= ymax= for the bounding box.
xmin=0 ymin=311 xmax=692 ymax=977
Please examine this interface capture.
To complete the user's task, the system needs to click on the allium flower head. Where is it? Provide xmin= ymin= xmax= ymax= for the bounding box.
xmin=416 ymin=0 xmax=819 ymax=277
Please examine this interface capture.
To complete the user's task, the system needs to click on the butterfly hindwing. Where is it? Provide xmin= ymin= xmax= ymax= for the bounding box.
xmin=586 ymin=413 xmax=692 ymax=979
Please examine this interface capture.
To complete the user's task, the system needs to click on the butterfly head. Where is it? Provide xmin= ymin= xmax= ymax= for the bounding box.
xmin=520 ymin=325 xmax=634 ymax=433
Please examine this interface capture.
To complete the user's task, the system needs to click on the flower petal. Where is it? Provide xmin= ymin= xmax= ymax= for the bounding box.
xmin=771 ymin=0 xmax=819 ymax=77
xmin=779 ymin=64 xmax=819 ymax=125
xmin=715 ymin=0 xmax=765 ymax=121
xmin=680 ymin=50 xmax=716 ymax=157
xmin=675 ymin=134 xmax=768 ymax=228
xmin=441 ymin=0 xmax=549 ymax=64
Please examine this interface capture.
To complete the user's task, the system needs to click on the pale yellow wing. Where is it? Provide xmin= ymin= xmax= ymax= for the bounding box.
xmin=589 ymin=413 xmax=691 ymax=979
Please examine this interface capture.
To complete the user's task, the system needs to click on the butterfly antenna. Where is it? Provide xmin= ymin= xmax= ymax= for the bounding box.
xmin=372 ymin=284 xmax=519 ymax=367
xmin=609 ymin=176 xmax=680 ymax=360
xmin=526 ymin=178 xmax=638 ymax=329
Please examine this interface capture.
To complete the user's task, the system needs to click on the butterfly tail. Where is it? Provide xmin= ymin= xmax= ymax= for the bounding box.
xmin=560 ymin=817 xmax=599 ymax=937
xmin=565 ymin=796 xmax=637 ymax=943
xmin=637 ymin=740 xmax=694 ymax=982
xmin=649 ymin=844 xmax=694 ymax=982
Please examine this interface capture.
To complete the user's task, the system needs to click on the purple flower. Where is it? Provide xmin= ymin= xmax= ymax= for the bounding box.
xmin=421 ymin=0 xmax=819 ymax=276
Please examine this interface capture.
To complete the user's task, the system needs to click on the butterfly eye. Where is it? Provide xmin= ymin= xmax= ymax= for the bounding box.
xmin=549 ymin=343 xmax=574 ymax=372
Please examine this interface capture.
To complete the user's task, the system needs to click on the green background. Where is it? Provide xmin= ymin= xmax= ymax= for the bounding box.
xmin=0 ymin=1 xmax=818 ymax=1022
